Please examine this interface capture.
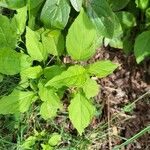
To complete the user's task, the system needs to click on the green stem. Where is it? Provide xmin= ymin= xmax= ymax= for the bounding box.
xmin=113 ymin=125 xmax=150 ymax=150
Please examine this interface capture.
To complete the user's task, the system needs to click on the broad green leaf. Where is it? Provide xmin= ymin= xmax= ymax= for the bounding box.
xmin=20 ymin=93 xmax=37 ymax=112
xmin=41 ymin=144 xmax=53 ymax=150
xmin=21 ymin=66 xmax=43 ymax=79
xmin=13 ymin=6 xmax=27 ymax=35
xmin=40 ymin=0 xmax=71 ymax=29
xmin=104 ymin=14 xmax=123 ymax=49
xmin=39 ymin=83 xmax=62 ymax=119
xmin=28 ymin=0 xmax=45 ymax=10
xmin=0 ymin=48 xmax=32 ymax=75
xmin=70 ymin=0 xmax=82 ymax=12
xmin=0 ymin=89 xmax=36 ymax=114
xmin=30 ymin=80 xmax=39 ymax=91
xmin=44 ymin=65 xmax=65 ymax=81
xmin=105 ymin=36 xmax=123 ymax=49
xmin=0 ymin=1 xmax=8 ymax=7
xmin=34 ymin=130 xmax=46 ymax=137
xmin=48 ymin=133 xmax=61 ymax=146
xmin=68 ymin=92 xmax=95 ymax=135
xmin=135 ymin=0 xmax=149 ymax=10
xmin=27 ymin=15 xmax=36 ymax=30
xmin=66 ymin=8 xmax=97 ymax=60
xmin=105 ymin=12 xmax=135 ymax=52
xmin=42 ymin=30 xmax=65 ymax=56
xmin=122 ymin=29 xmax=134 ymax=54
xmin=146 ymin=7 xmax=150 ymax=21
xmin=134 ymin=31 xmax=150 ymax=63
xmin=82 ymin=78 xmax=100 ymax=99
xmin=116 ymin=11 xmax=136 ymax=29
xmin=26 ymin=27 xmax=46 ymax=61
xmin=5 ymin=0 xmax=27 ymax=9
xmin=40 ymin=99 xmax=61 ymax=120
xmin=0 ymin=14 xmax=17 ymax=49
xmin=27 ymin=0 xmax=45 ymax=30
xmin=38 ymin=82 xmax=55 ymax=102
xmin=86 ymin=0 xmax=115 ymax=38
xmin=45 ymin=65 xmax=87 ymax=88
xmin=87 ymin=60 xmax=119 ymax=78
xmin=21 ymin=136 xmax=37 ymax=149
xmin=19 ymin=77 xmax=29 ymax=88
xmin=108 ymin=0 xmax=130 ymax=11
xmin=127 ymin=0 xmax=140 ymax=17
xmin=0 ymin=74 xmax=3 ymax=82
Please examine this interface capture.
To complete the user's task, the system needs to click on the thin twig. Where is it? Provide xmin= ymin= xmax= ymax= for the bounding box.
xmin=46 ymin=56 xmax=55 ymax=66
xmin=107 ymin=94 xmax=112 ymax=150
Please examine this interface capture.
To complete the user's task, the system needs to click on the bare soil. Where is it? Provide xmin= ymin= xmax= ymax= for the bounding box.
xmin=95 ymin=47 xmax=150 ymax=150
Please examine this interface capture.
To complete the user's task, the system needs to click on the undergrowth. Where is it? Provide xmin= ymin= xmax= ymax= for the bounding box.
xmin=0 ymin=0 xmax=150 ymax=149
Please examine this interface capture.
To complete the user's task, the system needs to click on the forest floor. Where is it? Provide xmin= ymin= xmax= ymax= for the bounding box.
xmin=92 ymin=47 xmax=150 ymax=149
xmin=61 ymin=46 xmax=150 ymax=149
xmin=0 ymin=47 xmax=150 ymax=150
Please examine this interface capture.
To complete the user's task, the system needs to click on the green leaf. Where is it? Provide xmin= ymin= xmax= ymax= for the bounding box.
xmin=0 ymin=74 xmax=3 ymax=83
xmin=27 ymin=0 xmax=45 ymax=30
xmin=123 ymin=103 xmax=136 ymax=113
xmin=68 ymin=92 xmax=95 ymax=135
xmin=108 ymin=0 xmax=130 ymax=11
xmin=70 ymin=0 xmax=82 ymax=12
xmin=5 ymin=0 xmax=27 ymax=9
xmin=40 ymin=99 xmax=61 ymax=120
xmin=0 ymin=1 xmax=8 ymax=7
xmin=116 ymin=11 xmax=136 ymax=29
xmin=28 ymin=0 xmax=45 ymax=10
xmin=127 ymin=0 xmax=140 ymax=17
xmin=87 ymin=60 xmax=119 ymax=78
xmin=134 ymin=31 xmax=150 ymax=63
xmin=0 ymin=14 xmax=17 ymax=49
xmin=21 ymin=66 xmax=43 ymax=79
xmin=105 ymin=36 xmax=123 ymax=49
xmin=41 ymin=144 xmax=53 ymax=150
xmin=122 ymin=29 xmax=134 ymax=54
xmin=0 ymin=48 xmax=32 ymax=75
xmin=82 ymin=78 xmax=100 ymax=99
xmin=45 ymin=65 xmax=87 ymax=88
xmin=146 ymin=7 xmax=150 ymax=21
xmin=40 ymin=0 xmax=71 ymax=29
xmin=39 ymin=83 xmax=62 ymax=119
xmin=48 ymin=133 xmax=61 ymax=146
xmin=104 ymin=14 xmax=123 ymax=49
xmin=0 ymin=89 xmax=36 ymax=114
xmin=44 ymin=65 xmax=65 ymax=81
xmin=13 ymin=6 xmax=27 ymax=35
xmin=135 ymin=0 xmax=149 ymax=10
xmin=66 ymin=8 xmax=97 ymax=60
xmin=21 ymin=136 xmax=37 ymax=149
xmin=42 ymin=30 xmax=65 ymax=56
xmin=19 ymin=76 xmax=30 ymax=88
xmin=86 ymin=0 xmax=115 ymax=38
xmin=26 ymin=27 xmax=46 ymax=61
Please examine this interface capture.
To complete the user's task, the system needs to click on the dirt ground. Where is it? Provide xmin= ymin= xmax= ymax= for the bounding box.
xmin=96 ymin=47 xmax=150 ymax=149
